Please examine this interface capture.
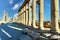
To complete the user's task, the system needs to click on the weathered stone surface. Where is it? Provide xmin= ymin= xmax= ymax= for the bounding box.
xmin=28 ymin=32 xmax=40 ymax=40
xmin=19 ymin=35 xmax=33 ymax=40
xmin=22 ymin=28 xmax=33 ymax=34
xmin=51 ymin=35 xmax=60 ymax=39
xmin=22 ymin=28 xmax=40 ymax=40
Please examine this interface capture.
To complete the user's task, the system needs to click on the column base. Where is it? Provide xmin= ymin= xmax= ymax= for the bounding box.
xmin=56 ymin=29 xmax=60 ymax=34
xmin=33 ymin=26 xmax=38 ymax=29
xmin=39 ymin=27 xmax=50 ymax=30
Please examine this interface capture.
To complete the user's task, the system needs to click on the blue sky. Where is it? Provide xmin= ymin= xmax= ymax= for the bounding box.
xmin=36 ymin=0 xmax=60 ymax=20
xmin=0 ymin=0 xmax=24 ymax=19
xmin=0 ymin=0 xmax=60 ymax=21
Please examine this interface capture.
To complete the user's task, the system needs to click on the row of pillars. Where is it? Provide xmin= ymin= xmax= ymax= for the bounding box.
xmin=18 ymin=0 xmax=60 ymax=33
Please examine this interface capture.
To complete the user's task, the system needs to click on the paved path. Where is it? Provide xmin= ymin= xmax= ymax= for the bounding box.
xmin=0 ymin=22 xmax=50 ymax=40
xmin=0 ymin=22 xmax=26 ymax=40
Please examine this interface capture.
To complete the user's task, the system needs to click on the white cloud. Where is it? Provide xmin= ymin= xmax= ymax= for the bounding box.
xmin=9 ymin=0 xmax=13 ymax=4
xmin=13 ymin=13 xmax=18 ymax=20
xmin=13 ymin=4 xmax=19 ymax=10
xmin=14 ymin=13 xmax=18 ymax=18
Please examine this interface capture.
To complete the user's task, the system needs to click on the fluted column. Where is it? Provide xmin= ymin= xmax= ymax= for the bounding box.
xmin=38 ymin=0 xmax=44 ymax=30
xmin=32 ymin=0 xmax=36 ymax=28
xmin=51 ymin=0 xmax=59 ymax=32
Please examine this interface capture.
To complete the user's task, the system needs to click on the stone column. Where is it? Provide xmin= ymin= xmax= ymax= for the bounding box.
xmin=22 ymin=13 xmax=24 ymax=24
xmin=26 ymin=9 xmax=28 ymax=25
xmin=23 ymin=8 xmax=24 ymax=24
xmin=28 ymin=1 xmax=31 ymax=26
xmin=24 ymin=6 xmax=26 ymax=25
xmin=38 ymin=0 xmax=44 ymax=30
xmin=20 ymin=15 xmax=21 ymax=23
xmin=21 ymin=15 xmax=22 ymax=23
xmin=51 ymin=0 xmax=59 ymax=32
xmin=20 ymin=13 xmax=21 ymax=23
xmin=32 ymin=0 xmax=36 ymax=28
xmin=19 ymin=15 xmax=20 ymax=23
xmin=22 ymin=8 xmax=24 ymax=24
xmin=20 ymin=11 xmax=22 ymax=23
xmin=25 ymin=5 xmax=27 ymax=25
xmin=19 ymin=12 xmax=21 ymax=23
xmin=21 ymin=9 xmax=23 ymax=24
xmin=23 ymin=12 xmax=25 ymax=24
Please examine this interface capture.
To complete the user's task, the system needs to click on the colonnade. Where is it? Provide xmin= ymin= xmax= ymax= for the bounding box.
xmin=18 ymin=0 xmax=60 ymax=33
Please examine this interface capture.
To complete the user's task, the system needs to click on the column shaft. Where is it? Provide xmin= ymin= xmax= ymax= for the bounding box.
xmin=19 ymin=12 xmax=21 ymax=23
xmin=51 ymin=0 xmax=59 ymax=32
xmin=21 ymin=15 xmax=23 ymax=23
xmin=23 ymin=6 xmax=26 ymax=25
xmin=32 ymin=0 xmax=36 ymax=28
xmin=26 ymin=10 xmax=28 ymax=25
xmin=21 ymin=9 xmax=23 ymax=24
xmin=25 ymin=5 xmax=27 ymax=25
xmin=22 ymin=14 xmax=24 ymax=24
xmin=28 ymin=1 xmax=31 ymax=26
xmin=21 ymin=15 xmax=22 ymax=23
xmin=24 ymin=12 xmax=25 ymax=25
xmin=24 ymin=6 xmax=26 ymax=25
xmin=19 ymin=16 xmax=21 ymax=22
xmin=39 ymin=0 xmax=44 ymax=30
